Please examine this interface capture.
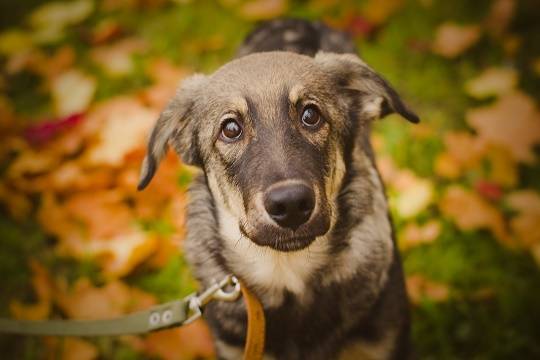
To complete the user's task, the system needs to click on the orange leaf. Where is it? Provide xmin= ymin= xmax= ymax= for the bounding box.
xmin=55 ymin=279 xmax=156 ymax=320
xmin=406 ymin=274 xmax=450 ymax=305
xmin=143 ymin=320 xmax=215 ymax=360
xmin=400 ymin=220 xmax=441 ymax=250
xmin=432 ymin=22 xmax=481 ymax=58
xmin=440 ymin=186 xmax=510 ymax=244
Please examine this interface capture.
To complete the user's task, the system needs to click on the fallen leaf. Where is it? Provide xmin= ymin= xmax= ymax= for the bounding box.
xmin=239 ymin=0 xmax=288 ymax=20
xmin=90 ymin=38 xmax=147 ymax=76
xmin=474 ymin=180 xmax=503 ymax=201
xmin=60 ymin=338 xmax=98 ymax=360
xmin=392 ymin=171 xmax=434 ymax=219
xmin=506 ymin=190 xmax=540 ymax=248
xmin=143 ymin=320 xmax=215 ymax=360
xmin=432 ymin=22 xmax=481 ymax=58
xmin=28 ymin=0 xmax=94 ymax=31
xmin=141 ymin=58 xmax=190 ymax=109
xmin=52 ymin=69 xmax=97 ymax=117
xmin=83 ymin=98 xmax=156 ymax=166
xmin=400 ymin=220 xmax=441 ymax=249
xmin=361 ymin=0 xmax=404 ymax=26
xmin=406 ymin=274 xmax=450 ymax=304
xmin=484 ymin=0 xmax=516 ymax=37
xmin=0 ymin=29 xmax=33 ymax=55
xmin=440 ymin=186 xmax=510 ymax=244
xmin=465 ymin=67 xmax=518 ymax=99
xmin=434 ymin=152 xmax=461 ymax=179
xmin=56 ymin=278 xmax=156 ymax=320
xmin=466 ymin=91 xmax=540 ymax=164
xmin=10 ymin=260 xmax=54 ymax=320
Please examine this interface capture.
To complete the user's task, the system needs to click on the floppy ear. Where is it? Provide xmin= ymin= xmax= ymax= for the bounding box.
xmin=314 ymin=52 xmax=419 ymax=123
xmin=138 ymin=74 xmax=208 ymax=191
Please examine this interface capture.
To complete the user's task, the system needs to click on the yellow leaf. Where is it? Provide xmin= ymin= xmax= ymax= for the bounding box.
xmin=239 ymin=0 xmax=288 ymax=20
xmin=60 ymin=338 xmax=98 ymax=360
xmin=466 ymin=91 xmax=540 ymax=164
xmin=465 ymin=67 xmax=518 ymax=99
xmin=52 ymin=69 xmax=96 ymax=116
xmin=392 ymin=173 xmax=433 ymax=219
xmin=28 ymin=0 xmax=94 ymax=30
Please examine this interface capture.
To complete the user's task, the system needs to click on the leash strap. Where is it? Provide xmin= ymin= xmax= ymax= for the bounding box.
xmin=0 ymin=275 xmax=240 ymax=337
xmin=0 ymin=298 xmax=188 ymax=336
xmin=241 ymin=283 xmax=266 ymax=360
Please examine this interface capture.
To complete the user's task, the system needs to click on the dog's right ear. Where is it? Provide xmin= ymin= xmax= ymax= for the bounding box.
xmin=138 ymin=74 xmax=207 ymax=191
xmin=315 ymin=52 xmax=419 ymax=124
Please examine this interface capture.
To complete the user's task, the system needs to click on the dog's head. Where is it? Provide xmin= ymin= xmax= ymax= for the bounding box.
xmin=138 ymin=52 xmax=418 ymax=252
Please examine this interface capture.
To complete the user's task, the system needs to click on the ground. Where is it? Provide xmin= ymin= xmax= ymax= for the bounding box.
xmin=0 ymin=0 xmax=539 ymax=359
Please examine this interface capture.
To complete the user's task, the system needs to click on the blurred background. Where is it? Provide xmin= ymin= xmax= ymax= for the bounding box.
xmin=0 ymin=0 xmax=539 ymax=358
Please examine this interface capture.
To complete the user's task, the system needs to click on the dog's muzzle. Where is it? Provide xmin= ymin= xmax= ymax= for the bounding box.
xmin=263 ymin=182 xmax=315 ymax=230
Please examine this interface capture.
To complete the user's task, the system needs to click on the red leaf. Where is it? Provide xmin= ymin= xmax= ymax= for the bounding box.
xmin=475 ymin=180 xmax=503 ymax=201
xmin=24 ymin=112 xmax=84 ymax=145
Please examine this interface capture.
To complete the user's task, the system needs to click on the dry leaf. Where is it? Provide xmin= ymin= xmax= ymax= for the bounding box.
xmin=434 ymin=152 xmax=461 ymax=179
xmin=466 ymin=91 xmax=540 ymax=164
xmin=465 ymin=67 xmax=518 ymax=99
xmin=506 ymin=190 xmax=540 ymax=248
xmin=0 ymin=29 xmax=33 ymax=55
xmin=28 ymin=0 xmax=94 ymax=31
xmin=484 ymin=0 xmax=515 ymax=37
xmin=392 ymin=171 xmax=434 ymax=219
xmin=432 ymin=22 xmax=481 ymax=58
xmin=52 ymin=69 xmax=96 ymax=117
xmin=143 ymin=320 xmax=215 ymax=360
xmin=440 ymin=186 xmax=510 ymax=244
xmin=60 ymin=338 xmax=98 ymax=360
xmin=84 ymin=98 xmax=156 ymax=166
xmin=141 ymin=58 xmax=190 ymax=109
xmin=56 ymin=278 xmax=156 ymax=320
xmin=10 ymin=260 xmax=54 ymax=320
xmin=90 ymin=38 xmax=147 ymax=76
xmin=239 ymin=0 xmax=288 ymax=20
xmin=361 ymin=0 xmax=404 ymax=26
xmin=400 ymin=220 xmax=441 ymax=249
xmin=406 ymin=274 xmax=450 ymax=304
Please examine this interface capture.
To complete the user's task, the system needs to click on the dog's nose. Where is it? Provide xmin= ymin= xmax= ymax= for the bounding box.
xmin=264 ymin=183 xmax=315 ymax=230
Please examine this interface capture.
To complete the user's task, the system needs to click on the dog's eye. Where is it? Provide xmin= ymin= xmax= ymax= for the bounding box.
xmin=220 ymin=118 xmax=243 ymax=141
xmin=301 ymin=105 xmax=322 ymax=128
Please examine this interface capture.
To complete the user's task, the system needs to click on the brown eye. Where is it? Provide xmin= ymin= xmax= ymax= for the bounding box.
xmin=301 ymin=105 xmax=322 ymax=128
xmin=220 ymin=118 xmax=243 ymax=141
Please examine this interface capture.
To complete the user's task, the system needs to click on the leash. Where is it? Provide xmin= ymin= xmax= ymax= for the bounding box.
xmin=0 ymin=275 xmax=266 ymax=360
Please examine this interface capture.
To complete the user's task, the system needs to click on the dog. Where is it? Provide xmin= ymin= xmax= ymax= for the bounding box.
xmin=138 ymin=19 xmax=419 ymax=360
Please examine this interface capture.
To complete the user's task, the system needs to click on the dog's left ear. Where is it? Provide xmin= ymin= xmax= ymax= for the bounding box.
xmin=315 ymin=52 xmax=419 ymax=123
xmin=138 ymin=74 xmax=208 ymax=191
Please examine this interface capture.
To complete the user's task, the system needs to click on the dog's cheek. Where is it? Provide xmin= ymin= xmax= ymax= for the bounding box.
xmin=206 ymin=170 xmax=245 ymax=220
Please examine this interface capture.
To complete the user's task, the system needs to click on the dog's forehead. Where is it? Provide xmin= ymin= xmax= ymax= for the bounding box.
xmin=208 ymin=52 xmax=322 ymax=97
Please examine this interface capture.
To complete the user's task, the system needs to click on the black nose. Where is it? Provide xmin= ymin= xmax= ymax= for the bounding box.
xmin=264 ymin=183 xmax=315 ymax=230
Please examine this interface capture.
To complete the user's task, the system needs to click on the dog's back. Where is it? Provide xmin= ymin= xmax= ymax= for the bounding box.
xmin=237 ymin=18 xmax=356 ymax=58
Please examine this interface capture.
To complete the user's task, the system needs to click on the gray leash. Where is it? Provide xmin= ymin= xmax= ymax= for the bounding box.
xmin=0 ymin=275 xmax=240 ymax=336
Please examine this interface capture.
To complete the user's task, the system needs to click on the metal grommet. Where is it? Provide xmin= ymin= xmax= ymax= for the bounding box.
xmin=149 ymin=312 xmax=161 ymax=327
xmin=161 ymin=310 xmax=173 ymax=324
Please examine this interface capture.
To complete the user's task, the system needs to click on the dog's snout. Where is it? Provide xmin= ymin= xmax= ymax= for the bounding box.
xmin=264 ymin=183 xmax=315 ymax=230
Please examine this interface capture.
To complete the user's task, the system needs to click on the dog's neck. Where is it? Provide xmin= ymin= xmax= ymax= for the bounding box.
xmin=184 ymin=143 xmax=395 ymax=309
